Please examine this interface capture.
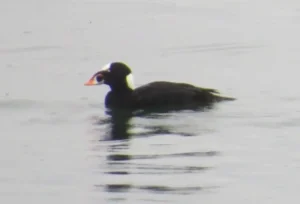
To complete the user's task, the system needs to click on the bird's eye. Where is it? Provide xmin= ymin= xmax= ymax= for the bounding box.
xmin=95 ymin=74 xmax=103 ymax=82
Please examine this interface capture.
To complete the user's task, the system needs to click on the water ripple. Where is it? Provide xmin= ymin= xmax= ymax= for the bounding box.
xmin=162 ymin=42 xmax=263 ymax=56
xmin=96 ymin=184 xmax=218 ymax=195
xmin=0 ymin=46 xmax=62 ymax=54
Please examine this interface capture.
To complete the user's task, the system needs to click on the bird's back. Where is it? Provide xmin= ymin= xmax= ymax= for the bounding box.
xmin=131 ymin=81 xmax=233 ymax=110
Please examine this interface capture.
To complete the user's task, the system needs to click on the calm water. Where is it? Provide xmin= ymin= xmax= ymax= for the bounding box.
xmin=1 ymin=0 xmax=300 ymax=203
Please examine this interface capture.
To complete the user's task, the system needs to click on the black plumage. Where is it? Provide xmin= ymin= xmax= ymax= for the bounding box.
xmin=84 ymin=62 xmax=235 ymax=111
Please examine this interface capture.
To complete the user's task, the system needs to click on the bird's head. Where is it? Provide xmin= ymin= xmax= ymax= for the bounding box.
xmin=84 ymin=62 xmax=135 ymax=91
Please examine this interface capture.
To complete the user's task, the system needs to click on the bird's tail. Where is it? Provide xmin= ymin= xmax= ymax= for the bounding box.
xmin=209 ymin=90 xmax=236 ymax=101
xmin=218 ymin=95 xmax=236 ymax=101
xmin=203 ymin=87 xmax=236 ymax=102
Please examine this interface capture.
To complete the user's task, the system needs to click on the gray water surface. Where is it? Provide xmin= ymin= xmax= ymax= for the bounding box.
xmin=1 ymin=0 xmax=300 ymax=203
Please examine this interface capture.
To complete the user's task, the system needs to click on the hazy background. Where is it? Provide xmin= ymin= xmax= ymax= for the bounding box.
xmin=1 ymin=0 xmax=300 ymax=203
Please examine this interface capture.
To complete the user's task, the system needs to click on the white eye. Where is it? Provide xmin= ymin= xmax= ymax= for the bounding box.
xmin=95 ymin=74 xmax=103 ymax=83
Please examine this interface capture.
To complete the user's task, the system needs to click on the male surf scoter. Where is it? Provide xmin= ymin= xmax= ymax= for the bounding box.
xmin=84 ymin=62 xmax=235 ymax=111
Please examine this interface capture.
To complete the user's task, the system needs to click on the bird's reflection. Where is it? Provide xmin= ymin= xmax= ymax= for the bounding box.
xmin=105 ymin=109 xmax=133 ymax=140
xmin=92 ymin=106 xmax=220 ymax=199
xmin=96 ymin=104 xmax=214 ymax=141
xmin=104 ymin=140 xmax=132 ymax=194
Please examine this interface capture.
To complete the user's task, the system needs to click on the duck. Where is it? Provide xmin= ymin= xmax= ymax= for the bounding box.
xmin=84 ymin=62 xmax=235 ymax=111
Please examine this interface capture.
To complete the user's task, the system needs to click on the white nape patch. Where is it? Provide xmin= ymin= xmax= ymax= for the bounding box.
xmin=101 ymin=63 xmax=111 ymax=71
xmin=126 ymin=73 xmax=135 ymax=90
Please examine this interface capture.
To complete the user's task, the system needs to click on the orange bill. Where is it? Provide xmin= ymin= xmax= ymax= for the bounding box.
xmin=84 ymin=78 xmax=96 ymax=86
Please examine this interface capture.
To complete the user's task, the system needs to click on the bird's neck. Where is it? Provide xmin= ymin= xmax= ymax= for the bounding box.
xmin=109 ymin=84 xmax=133 ymax=94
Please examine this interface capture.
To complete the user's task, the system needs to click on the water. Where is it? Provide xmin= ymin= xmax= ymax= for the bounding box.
xmin=1 ymin=0 xmax=300 ymax=203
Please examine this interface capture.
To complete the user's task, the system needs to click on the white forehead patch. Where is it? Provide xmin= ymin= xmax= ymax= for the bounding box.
xmin=101 ymin=63 xmax=111 ymax=71
xmin=126 ymin=73 xmax=135 ymax=90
